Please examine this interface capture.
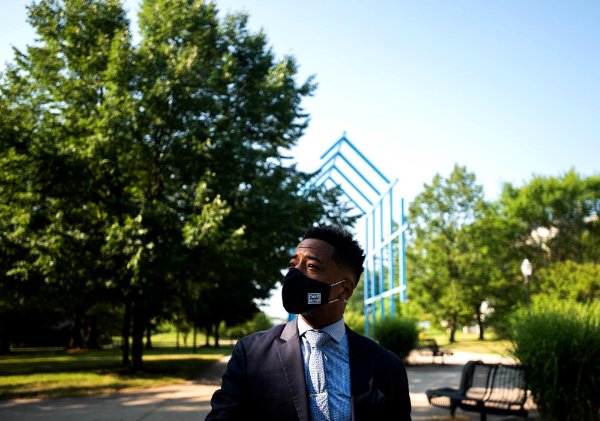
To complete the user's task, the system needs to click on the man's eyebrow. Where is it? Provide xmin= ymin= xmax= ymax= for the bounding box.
xmin=305 ymin=255 xmax=323 ymax=264
xmin=291 ymin=252 xmax=324 ymax=264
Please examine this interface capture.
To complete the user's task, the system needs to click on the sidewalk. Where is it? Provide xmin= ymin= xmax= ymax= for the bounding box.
xmin=0 ymin=351 xmax=538 ymax=420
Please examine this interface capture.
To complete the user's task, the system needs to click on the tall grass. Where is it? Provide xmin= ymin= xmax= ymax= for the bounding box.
xmin=512 ymin=300 xmax=600 ymax=421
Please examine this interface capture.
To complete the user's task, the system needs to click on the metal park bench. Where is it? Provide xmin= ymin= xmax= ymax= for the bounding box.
xmin=426 ymin=360 xmax=529 ymax=421
xmin=416 ymin=339 xmax=453 ymax=363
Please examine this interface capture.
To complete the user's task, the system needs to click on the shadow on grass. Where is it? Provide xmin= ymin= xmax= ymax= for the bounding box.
xmin=0 ymin=382 xmax=169 ymax=400
xmin=0 ymin=346 xmax=233 ymax=400
xmin=0 ymin=347 xmax=233 ymax=374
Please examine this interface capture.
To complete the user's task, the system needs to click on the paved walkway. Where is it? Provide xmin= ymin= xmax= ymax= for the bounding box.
xmin=0 ymin=351 xmax=538 ymax=420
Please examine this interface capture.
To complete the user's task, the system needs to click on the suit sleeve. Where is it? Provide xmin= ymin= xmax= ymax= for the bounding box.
xmin=205 ymin=340 xmax=248 ymax=420
xmin=392 ymin=356 xmax=412 ymax=421
xmin=377 ymin=349 xmax=412 ymax=420
xmin=349 ymin=330 xmax=412 ymax=421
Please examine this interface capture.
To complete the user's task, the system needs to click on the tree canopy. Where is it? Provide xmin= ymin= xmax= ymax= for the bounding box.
xmin=408 ymin=165 xmax=489 ymax=342
xmin=0 ymin=0 xmax=355 ymax=367
xmin=407 ymin=167 xmax=599 ymax=341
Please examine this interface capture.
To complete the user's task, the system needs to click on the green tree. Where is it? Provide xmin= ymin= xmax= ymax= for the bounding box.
xmin=463 ymin=203 xmax=526 ymax=339
xmin=491 ymin=171 xmax=600 ymax=334
xmin=1 ymin=0 xmax=353 ymax=368
xmin=133 ymin=0 xmax=356 ymax=348
xmin=499 ymin=170 xmax=600 ymax=266
xmin=0 ymin=0 xmax=125 ymax=351
xmin=3 ymin=0 xmax=140 ymax=356
xmin=407 ymin=165 xmax=489 ymax=342
xmin=534 ymin=261 xmax=599 ymax=303
xmin=0 ymin=140 xmax=35 ymax=352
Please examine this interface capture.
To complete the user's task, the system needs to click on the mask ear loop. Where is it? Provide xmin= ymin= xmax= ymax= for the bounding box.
xmin=328 ymin=280 xmax=350 ymax=304
xmin=326 ymin=298 xmax=348 ymax=304
xmin=330 ymin=279 xmax=346 ymax=287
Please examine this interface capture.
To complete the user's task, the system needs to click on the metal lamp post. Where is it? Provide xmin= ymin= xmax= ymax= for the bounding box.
xmin=520 ymin=259 xmax=533 ymax=313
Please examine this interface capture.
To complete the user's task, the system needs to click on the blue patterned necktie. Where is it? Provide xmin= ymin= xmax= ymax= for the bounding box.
xmin=305 ymin=330 xmax=331 ymax=421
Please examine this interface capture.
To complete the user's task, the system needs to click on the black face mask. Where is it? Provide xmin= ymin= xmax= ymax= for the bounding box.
xmin=282 ymin=267 xmax=347 ymax=314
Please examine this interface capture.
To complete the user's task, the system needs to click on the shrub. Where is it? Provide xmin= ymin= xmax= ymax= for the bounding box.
xmin=374 ymin=317 xmax=419 ymax=361
xmin=512 ymin=300 xmax=600 ymax=421
xmin=344 ymin=310 xmax=365 ymax=335
xmin=223 ymin=311 xmax=274 ymax=339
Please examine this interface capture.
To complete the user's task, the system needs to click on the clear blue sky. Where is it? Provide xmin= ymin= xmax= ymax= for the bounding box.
xmin=2 ymin=0 xmax=599 ymax=205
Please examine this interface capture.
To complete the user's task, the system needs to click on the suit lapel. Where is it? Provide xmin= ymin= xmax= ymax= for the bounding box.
xmin=278 ymin=318 xmax=310 ymax=421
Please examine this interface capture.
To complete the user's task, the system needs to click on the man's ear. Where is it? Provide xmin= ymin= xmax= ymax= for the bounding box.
xmin=342 ymin=277 xmax=355 ymax=301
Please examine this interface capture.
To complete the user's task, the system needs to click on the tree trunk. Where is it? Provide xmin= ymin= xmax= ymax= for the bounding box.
xmin=448 ymin=314 xmax=458 ymax=343
xmin=193 ymin=325 xmax=197 ymax=353
xmin=214 ymin=322 xmax=220 ymax=348
xmin=0 ymin=313 xmax=10 ymax=353
xmin=131 ymin=300 xmax=145 ymax=372
xmin=0 ymin=334 xmax=10 ymax=355
xmin=70 ymin=310 xmax=84 ymax=349
xmin=0 ymin=325 xmax=10 ymax=354
xmin=204 ymin=326 xmax=210 ymax=347
xmin=87 ymin=314 xmax=99 ymax=349
xmin=477 ymin=308 xmax=485 ymax=340
xmin=121 ymin=301 xmax=131 ymax=367
xmin=145 ymin=325 xmax=152 ymax=349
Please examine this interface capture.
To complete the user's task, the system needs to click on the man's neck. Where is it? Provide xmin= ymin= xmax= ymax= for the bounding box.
xmin=300 ymin=313 xmax=343 ymax=330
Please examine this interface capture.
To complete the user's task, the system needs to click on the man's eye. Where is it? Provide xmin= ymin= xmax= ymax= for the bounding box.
xmin=288 ymin=262 xmax=295 ymax=268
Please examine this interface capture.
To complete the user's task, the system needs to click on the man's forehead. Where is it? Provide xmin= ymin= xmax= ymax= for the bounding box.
xmin=295 ymin=238 xmax=335 ymax=258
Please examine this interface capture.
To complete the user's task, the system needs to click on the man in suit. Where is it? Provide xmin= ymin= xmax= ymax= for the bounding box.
xmin=206 ymin=225 xmax=412 ymax=420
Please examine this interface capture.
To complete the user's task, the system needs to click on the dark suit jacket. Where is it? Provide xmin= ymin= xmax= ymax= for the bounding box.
xmin=206 ymin=318 xmax=411 ymax=420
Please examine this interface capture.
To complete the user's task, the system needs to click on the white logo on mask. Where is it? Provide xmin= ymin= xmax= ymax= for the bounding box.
xmin=307 ymin=293 xmax=321 ymax=304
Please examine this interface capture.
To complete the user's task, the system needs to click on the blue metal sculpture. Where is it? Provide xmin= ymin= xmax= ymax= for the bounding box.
xmin=306 ymin=134 xmax=408 ymax=337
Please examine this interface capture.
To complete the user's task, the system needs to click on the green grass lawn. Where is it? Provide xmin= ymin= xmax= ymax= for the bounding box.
xmin=0 ymin=345 xmax=232 ymax=400
xmin=0 ymin=328 xmax=514 ymax=402
xmin=139 ymin=330 xmax=237 ymax=348
xmin=421 ymin=330 xmax=514 ymax=355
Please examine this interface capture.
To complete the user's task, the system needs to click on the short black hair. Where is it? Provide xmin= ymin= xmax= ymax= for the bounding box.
xmin=303 ymin=225 xmax=365 ymax=285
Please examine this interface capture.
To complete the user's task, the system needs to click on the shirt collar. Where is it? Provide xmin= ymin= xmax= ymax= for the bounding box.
xmin=298 ymin=315 xmax=346 ymax=344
